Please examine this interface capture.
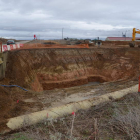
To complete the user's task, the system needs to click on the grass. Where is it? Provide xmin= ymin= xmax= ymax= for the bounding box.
xmin=7 ymin=133 xmax=33 ymax=140
xmin=110 ymin=104 xmax=140 ymax=140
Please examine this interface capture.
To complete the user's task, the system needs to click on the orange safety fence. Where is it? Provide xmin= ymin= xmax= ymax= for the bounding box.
xmin=18 ymin=43 xmax=89 ymax=50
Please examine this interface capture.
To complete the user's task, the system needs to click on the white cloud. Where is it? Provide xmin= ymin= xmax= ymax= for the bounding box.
xmin=70 ymin=21 xmax=133 ymax=30
xmin=0 ymin=0 xmax=139 ymax=39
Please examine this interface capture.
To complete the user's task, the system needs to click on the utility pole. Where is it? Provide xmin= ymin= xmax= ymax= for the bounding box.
xmin=62 ymin=28 xmax=63 ymax=40
xmin=39 ymin=34 xmax=41 ymax=44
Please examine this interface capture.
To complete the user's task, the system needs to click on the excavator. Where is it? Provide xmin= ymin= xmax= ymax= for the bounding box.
xmin=129 ymin=28 xmax=140 ymax=47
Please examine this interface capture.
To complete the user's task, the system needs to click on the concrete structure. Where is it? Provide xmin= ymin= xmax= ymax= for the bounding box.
xmin=106 ymin=37 xmax=140 ymax=41
xmin=0 ymin=52 xmax=8 ymax=79
xmin=94 ymin=40 xmax=102 ymax=46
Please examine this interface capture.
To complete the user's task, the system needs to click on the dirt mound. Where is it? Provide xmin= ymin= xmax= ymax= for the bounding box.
xmin=0 ymin=38 xmax=17 ymax=44
xmin=0 ymin=87 xmax=13 ymax=119
xmin=43 ymin=40 xmax=59 ymax=44
xmin=17 ymin=43 xmax=89 ymax=50
xmin=43 ymin=42 xmax=56 ymax=45
xmin=0 ymin=38 xmax=8 ymax=44
xmin=102 ymin=41 xmax=140 ymax=46
xmin=0 ymin=83 xmax=45 ymax=133
xmin=0 ymin=85 xmax=43 ymax=132
xmin=27 ymin=40 xmax=60 ymax=45
xmin=0 ymin=86 xmax=43 ymax=124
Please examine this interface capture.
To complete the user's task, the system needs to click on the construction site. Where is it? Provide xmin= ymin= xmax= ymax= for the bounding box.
xmin=0 ymin=39 xmax=140 ymax=140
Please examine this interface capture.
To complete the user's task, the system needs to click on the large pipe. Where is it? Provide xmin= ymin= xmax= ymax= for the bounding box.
xmin=2 ymin=84 xmax=138 ymax=133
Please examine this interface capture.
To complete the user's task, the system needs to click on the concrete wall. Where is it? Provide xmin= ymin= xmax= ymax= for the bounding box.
xmin=0 ymin=52 xmax=8 ymax=79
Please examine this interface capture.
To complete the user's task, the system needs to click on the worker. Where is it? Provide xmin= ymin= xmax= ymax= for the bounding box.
xmin=98 ymin=41 xmax=100 ymax=47
xmin=34 ymin=35 xmax=36 ymax=40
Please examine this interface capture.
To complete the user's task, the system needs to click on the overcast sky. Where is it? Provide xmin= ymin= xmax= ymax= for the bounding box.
xmin=0 ymin=0 xmax=140 ymax=40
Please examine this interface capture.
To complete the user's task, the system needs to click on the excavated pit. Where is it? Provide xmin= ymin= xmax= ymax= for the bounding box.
xmin=6 ymin=48 xmax=140 ymax=91
xmin=0 ymin=46 xmax=140 ymax=133
xmin=4 ymin=47 xmax=140 ymax=91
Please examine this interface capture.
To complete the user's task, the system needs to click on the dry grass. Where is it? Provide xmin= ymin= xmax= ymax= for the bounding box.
xmin=2 ymin=92 xmax=140 ymax=140
xmin=110 ymin=97 xmax=140 ymax=140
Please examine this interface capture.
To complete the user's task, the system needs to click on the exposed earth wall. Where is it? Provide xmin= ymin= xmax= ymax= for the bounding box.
xmin=5 ymin=48 xmax=140 ymax=91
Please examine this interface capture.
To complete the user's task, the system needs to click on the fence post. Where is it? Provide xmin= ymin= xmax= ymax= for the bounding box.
xmin=138 ymin=76 xmax=140 ymax=93
xmin=0 ymin=42 xmax=2 ymax=53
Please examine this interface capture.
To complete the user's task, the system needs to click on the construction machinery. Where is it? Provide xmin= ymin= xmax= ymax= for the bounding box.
xmin=129 ymin=28 xmax=140 ymax=47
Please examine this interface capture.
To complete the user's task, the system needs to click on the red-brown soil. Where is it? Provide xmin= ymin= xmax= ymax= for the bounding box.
xmin=3 ymin=47 xmax=140 ymax=91
xmin=0 ymin=86 xmax=43 ymax=132
xmin=102 ymin=41 xmax=140 ymax=46
xmin=0 ymin=43 xmax=140 ymax=134
xmin=17 ymin=43 xmax=89 ymax=50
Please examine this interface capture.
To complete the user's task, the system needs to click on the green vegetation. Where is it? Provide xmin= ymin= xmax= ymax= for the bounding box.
xmin=7 ymin=133 xmax=32 ymax=140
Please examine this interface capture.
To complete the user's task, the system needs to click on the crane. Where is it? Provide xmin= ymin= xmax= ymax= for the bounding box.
xmin=129 ymin=28 xmax=140 ymax=47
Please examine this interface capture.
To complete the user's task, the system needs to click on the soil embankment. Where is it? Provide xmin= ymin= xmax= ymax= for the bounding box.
xmin=4 ymin=47 xmax=140 ymax=91
xmin=0 ymin=86 xmax=43 ymax=132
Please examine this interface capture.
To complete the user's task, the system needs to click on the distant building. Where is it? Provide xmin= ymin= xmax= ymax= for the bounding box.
xmin=85 ymin=39 xmax=91 ymax=41
xmin=106 ymin=37 xmax=140 ymax=41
